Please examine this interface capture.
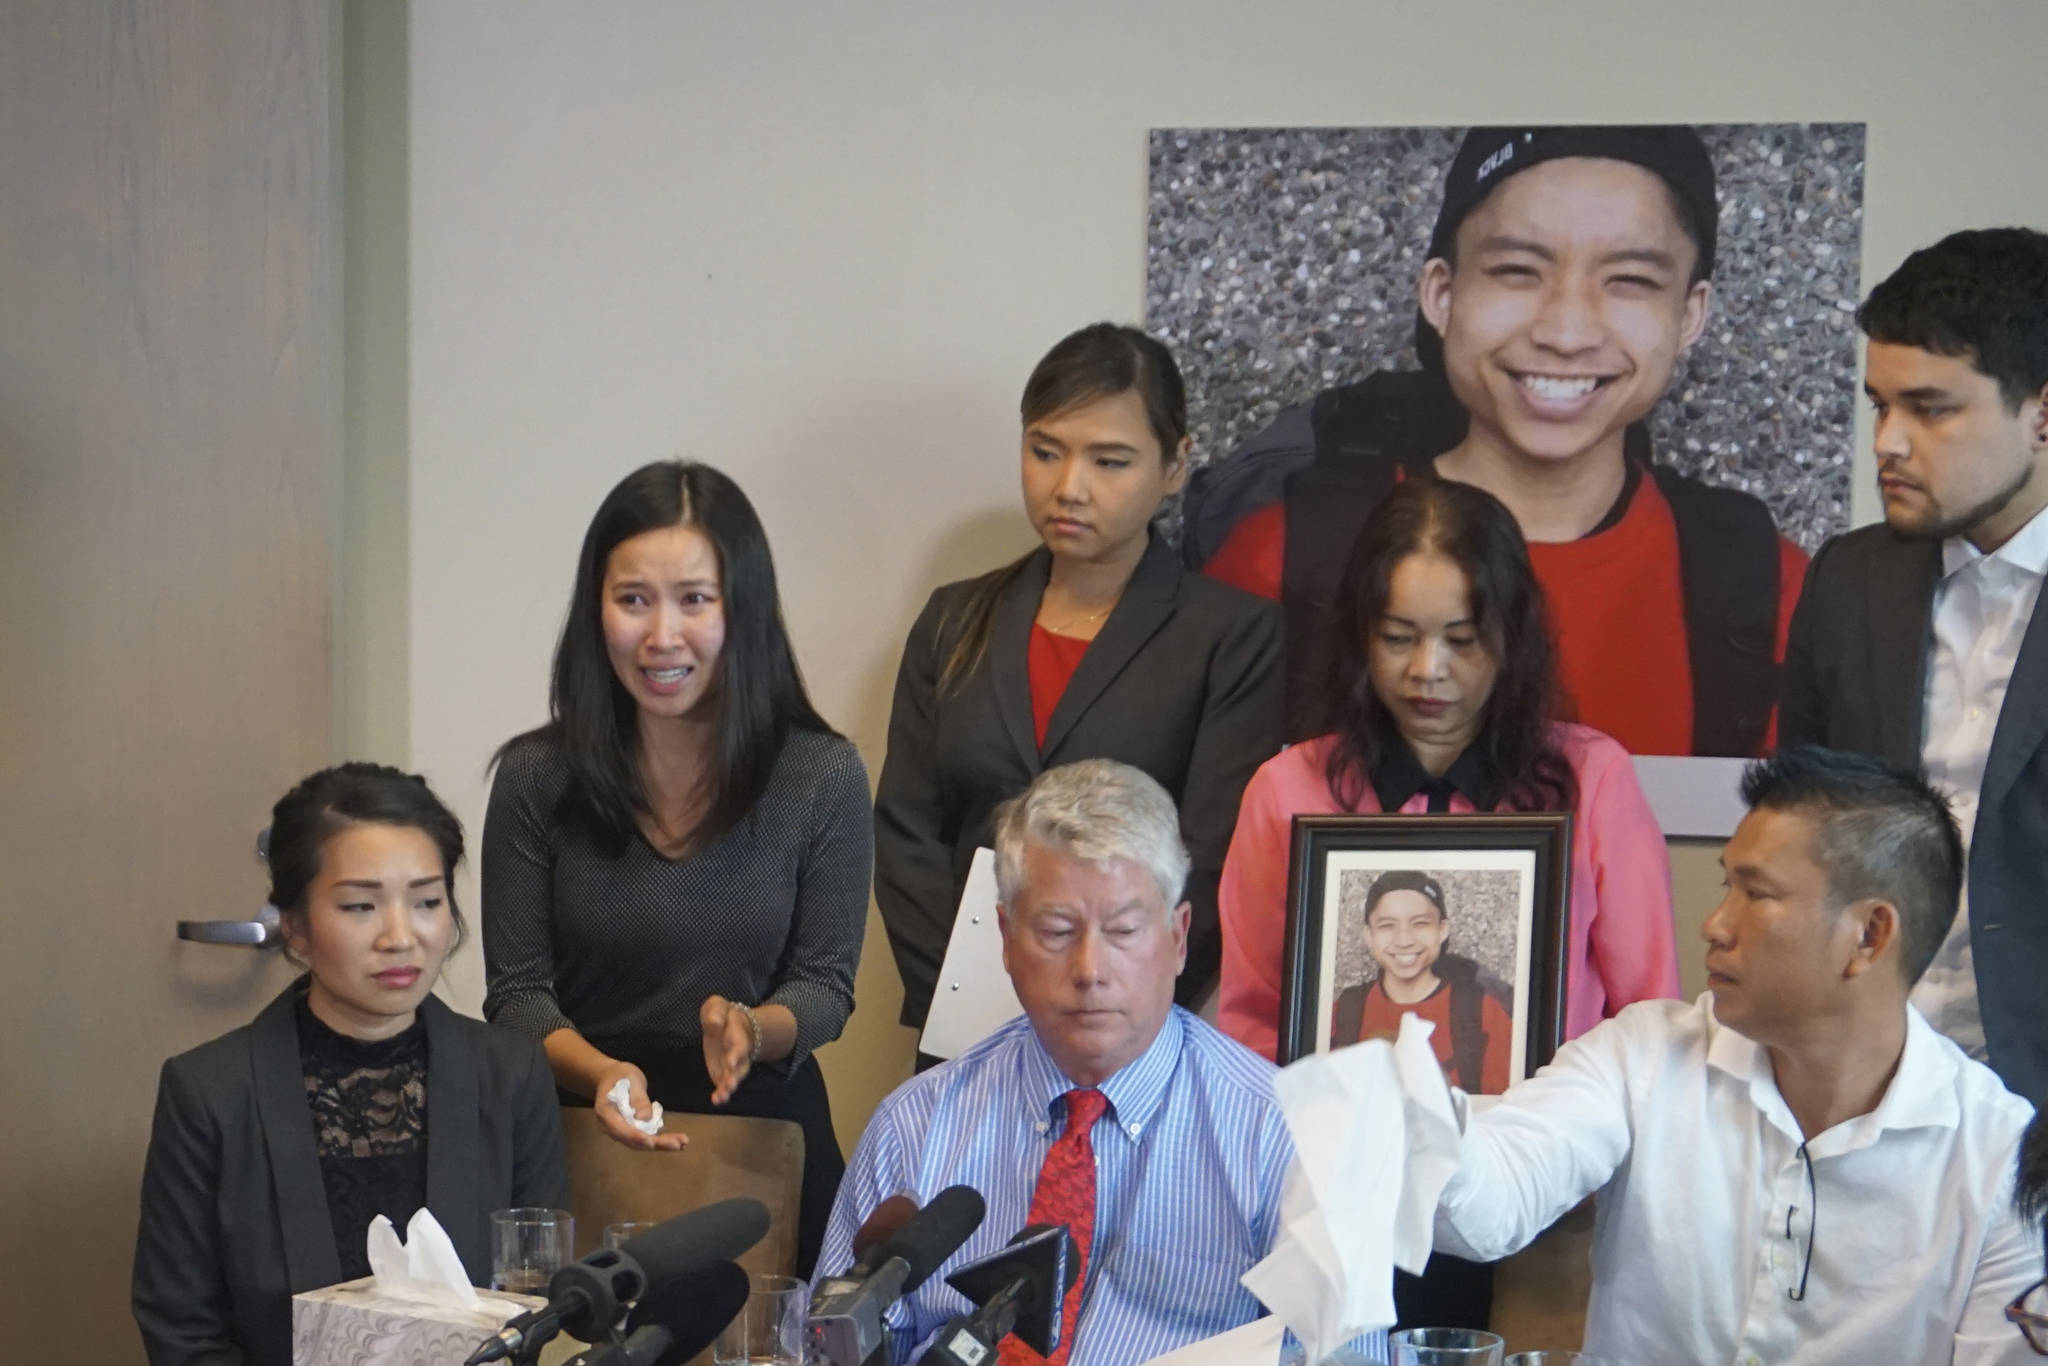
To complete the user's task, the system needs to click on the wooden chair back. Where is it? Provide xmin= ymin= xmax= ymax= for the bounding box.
xmin=558 ymin=1106 xmax=805 ymax=1278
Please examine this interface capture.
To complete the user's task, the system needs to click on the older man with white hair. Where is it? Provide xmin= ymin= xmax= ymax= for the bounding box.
xmin=819 ymin=759 xmax=1330 ymax=1366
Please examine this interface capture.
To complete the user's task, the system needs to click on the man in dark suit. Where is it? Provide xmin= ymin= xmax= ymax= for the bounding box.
xmin=1782 ymin=227 xmax=2048 ymax=1102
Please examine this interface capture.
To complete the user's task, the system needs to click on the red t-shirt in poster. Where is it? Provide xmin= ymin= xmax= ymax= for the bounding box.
xmin=1338 ymin=977 xmax=1512 ymax=1094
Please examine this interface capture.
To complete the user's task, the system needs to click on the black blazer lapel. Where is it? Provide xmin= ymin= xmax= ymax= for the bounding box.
xmin=422 ymin=995 xmax=487 ymax=1279
xmin=1041 ymin=536 xmax=1180 ymax=761
xmin=250 ymin=980 xmax=343 ymax=1291
xmin=990 ymin=551 xmax=1050 ymax=776
xmin=1867 ymin=536 xmax=1942 ymax=768
xmin=1981 ymin=590 xmax=2048 ymax=812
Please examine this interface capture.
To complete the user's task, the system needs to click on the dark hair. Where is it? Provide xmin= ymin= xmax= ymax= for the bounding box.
xmin=1858 ymin=228 xmax=2048 ymax=410
xmin=1317 ymin=477 xmax=1576 ymax=813
xmin=2020 ymin=1112 xmax=2048 ymax=1235
xmin=498 ymin=461 xmax=832 ymax=852
xmin=267 ymin=762 xmax=468 ymax=950
xmin=939 ymin=323 xmax=1188 ymax=693
xmin=1363 ymin=869 xmax=1447 ymax=921
xmin=1738 ymin=745 xmax=1963 ymax=986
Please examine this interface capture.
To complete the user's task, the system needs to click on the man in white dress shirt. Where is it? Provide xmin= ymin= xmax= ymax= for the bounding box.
xmin=1783 ymin=227 xmax=2048 ymax=1102
xmin=1436 ymin=745 xmax=2041 ymax=1366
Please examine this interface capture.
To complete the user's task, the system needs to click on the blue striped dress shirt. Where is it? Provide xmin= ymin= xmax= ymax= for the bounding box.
xmin=817 ymin=1007 xmax=1388 ymax=1366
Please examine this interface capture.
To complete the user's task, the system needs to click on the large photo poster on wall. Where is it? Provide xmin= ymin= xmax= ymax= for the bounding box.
xmin=1147 ymin=123 xmax=1866 ymax=812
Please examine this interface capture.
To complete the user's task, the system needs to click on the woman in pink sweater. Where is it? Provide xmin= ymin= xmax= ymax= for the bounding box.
xmin=1219 ymin=476 xmax=1677 ymax=1332
xmin=1219 ymin=475 xmax=1678 ymax=1061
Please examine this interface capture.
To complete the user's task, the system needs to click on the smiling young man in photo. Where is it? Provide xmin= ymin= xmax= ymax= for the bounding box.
xmin=1330 ymin=870 xmax=1511 ymax=1093
xmin=1202 ymin=125 xmax=1808 ymax=756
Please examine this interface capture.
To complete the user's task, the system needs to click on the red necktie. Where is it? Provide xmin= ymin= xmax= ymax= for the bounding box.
xmin=999 ymin=1087 xmax=1109 ymax=1366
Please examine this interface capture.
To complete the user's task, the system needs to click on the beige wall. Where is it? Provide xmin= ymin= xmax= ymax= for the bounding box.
xmin=373 ymin=1 xmax=2048 ymax=1150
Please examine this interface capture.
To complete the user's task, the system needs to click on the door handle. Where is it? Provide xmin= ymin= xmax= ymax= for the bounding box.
xmin=176 ymin=828 xmax=284 ymax=947
xmin=177 ymin=903 xmax=282 ymax=949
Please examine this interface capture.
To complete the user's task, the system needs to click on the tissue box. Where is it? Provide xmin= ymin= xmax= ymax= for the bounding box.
xmin=292 ymin=1278 xmax=585 ymax=1366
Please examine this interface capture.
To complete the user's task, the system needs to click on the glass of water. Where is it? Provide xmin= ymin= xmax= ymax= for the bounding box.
xmin=1390 ymin=1327 xmax=1506 ymax=1366
xmin=603 ymin=1221 xmax=660 ymax=1252
xmin=490 ymin=1207 xmax=574 ymax=1294
xmin=714 ymin=1273 xmax=808 ymax=1366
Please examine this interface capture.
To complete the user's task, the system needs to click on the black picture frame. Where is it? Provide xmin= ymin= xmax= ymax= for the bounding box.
xmin=1277 ymin=813 xmax=1573 ymax=1083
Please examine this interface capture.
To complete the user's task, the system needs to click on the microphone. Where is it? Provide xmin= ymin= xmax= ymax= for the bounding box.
xmin=807 ymin=1185 xmax=988 ymax=1366
xmin=466 ymin=1198 xmax=772 ymax=1365
xmin=564 ymin=1260 xmax=752 ymax=1366
xmin=920 ymin=1225 xmax=1078 ymax=1366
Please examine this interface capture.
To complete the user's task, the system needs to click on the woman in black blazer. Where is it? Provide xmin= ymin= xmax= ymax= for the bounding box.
xmin=133 ymin=764 xmax=567 ymax=1366
xmin=875 ymin=323 xmax=1282 ymax=1031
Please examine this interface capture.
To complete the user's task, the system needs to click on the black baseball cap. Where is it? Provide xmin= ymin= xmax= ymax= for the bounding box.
xmin=1363 ymin=869 xmax=1447 ymax=919
xmin=1427 ymin=124 xmax=1719 ymax=274
xmin=1416 ymin=124 xmax=1720 ymax=376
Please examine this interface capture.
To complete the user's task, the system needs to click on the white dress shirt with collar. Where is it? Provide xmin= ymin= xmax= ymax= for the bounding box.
xmin=1916 ymin=502 xmax=2048 ymax=1059
xmin=1435 ymin=995 xmax=2040 ymax=1366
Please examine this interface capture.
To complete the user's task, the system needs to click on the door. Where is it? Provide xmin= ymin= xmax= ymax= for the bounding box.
xmin=0 ymin=2 xmax=338 ymax=1359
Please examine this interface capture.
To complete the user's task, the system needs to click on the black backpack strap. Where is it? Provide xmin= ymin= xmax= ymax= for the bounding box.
xmin=1649 ymin=463 xmax=1781 ymax=757
xmin=1280 ymin=462 xmax=1394 ymax=741
xmin=1309 ymin=370 xmax=1468 ymax=468
xmin=1180 ymin=404 xmax=1319 ymax=569
xmin=1331 ymin=984 xmax=1366 ymax=1047
xmin=1445 ymin=966 xmax=1489 ymax=1095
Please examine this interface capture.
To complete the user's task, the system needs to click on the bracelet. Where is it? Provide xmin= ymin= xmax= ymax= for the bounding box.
xmin=731 ymin=1001 xmax=763 ymax=1067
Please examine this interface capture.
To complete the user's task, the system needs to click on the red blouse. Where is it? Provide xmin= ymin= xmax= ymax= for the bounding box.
xmin=1028 ymin=624 xmax=1092 ymax=748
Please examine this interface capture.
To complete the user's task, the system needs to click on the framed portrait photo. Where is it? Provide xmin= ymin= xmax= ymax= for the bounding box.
xmin=1277 ymin=813 xmax=1572 ymax=1092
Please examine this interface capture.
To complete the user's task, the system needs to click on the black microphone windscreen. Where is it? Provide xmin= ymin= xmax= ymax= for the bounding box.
xmin=618 ymin=1198 xmax=772 ymax=1286
xmin=626 ymin=1261 xmax=752 ymax=1366
xmin=873 ymin=1184 xmax=986 ymax=1292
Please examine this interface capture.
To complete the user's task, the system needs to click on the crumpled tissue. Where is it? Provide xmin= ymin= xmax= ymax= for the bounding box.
xmin=607 ymin=1075 xmax=665 ymax=1136
xmin=1238 ymin=1013 xmax=1466 ymax=1365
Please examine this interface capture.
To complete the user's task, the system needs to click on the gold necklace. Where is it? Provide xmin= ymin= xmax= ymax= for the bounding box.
xmin=1043 ymin=602 xmax=1114 ymax=635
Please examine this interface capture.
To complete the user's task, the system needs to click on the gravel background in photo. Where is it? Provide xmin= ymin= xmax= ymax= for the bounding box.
xmin=1146 ymin=123 xmax=1865 ymax=552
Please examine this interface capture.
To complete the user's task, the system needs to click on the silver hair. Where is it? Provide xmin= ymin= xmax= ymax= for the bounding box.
xmin=992 ymin=759 xmax=1189 ymax=914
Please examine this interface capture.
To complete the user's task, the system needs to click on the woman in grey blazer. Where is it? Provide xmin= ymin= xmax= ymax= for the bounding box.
xmin=875 ymin=324 xmax=1282 ymax=1032
xmin=133 ymin=765 xmax=567 ymax=1366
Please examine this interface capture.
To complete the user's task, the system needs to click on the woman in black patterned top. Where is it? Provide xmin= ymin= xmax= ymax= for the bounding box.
xmin=482 ymin=461 xmax=870 ymax=1275
xmin=133 ymin=764 xmax=567 ymax=1366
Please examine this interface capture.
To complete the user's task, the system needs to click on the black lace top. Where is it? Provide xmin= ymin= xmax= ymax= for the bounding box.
xmin=295 ymin=996 xmax=429 ymax=1280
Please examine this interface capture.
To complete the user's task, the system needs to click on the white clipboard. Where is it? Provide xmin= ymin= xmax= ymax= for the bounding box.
xmin=917 ymin=847 xmax=1025 ymax=1060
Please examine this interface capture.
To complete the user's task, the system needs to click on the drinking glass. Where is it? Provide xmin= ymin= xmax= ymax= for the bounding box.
xmin=603 ymin=1221 xmax=660 ymax=1252
xmin=1504 ymin=1354 xmax=1620 ymax=1366
xmin=490 ymin=1207 xmax=574 ymax=1294
xmin=714 ymin=1273 xmax=808 ymax=1366
xmin=1390 ymin=1327 xmax=1506 ymax=1366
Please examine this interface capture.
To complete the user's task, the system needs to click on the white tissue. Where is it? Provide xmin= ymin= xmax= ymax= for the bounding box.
xmin=606 ymin=1076 xmax=664 ymax=1136
xmin=1239 ymin=1014 xmax=1465 ymax=1364
xmin=366 ymin=1208 xmax=481 ymax=1311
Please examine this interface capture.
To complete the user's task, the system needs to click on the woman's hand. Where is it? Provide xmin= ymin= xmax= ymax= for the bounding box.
xmin=700 ymin=995 xmax=760 ymax=1106
xmin=592 ymin=1060 xmax=688 ymax=1152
